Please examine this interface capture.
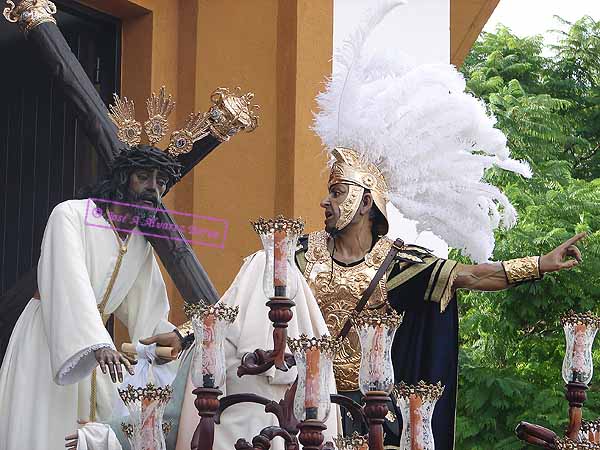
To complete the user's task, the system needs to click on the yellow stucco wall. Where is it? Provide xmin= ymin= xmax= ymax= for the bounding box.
xmin=77 ymin=0 xmax=333 ymax=330
xmin=451 ymin=0 xmax=501 ymax=65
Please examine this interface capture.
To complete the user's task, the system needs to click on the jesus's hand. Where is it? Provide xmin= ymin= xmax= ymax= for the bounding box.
xmin=94 ymin=348 xmax=134 ymax=383
xmin=139 ymin=332 xmax=182 ymax=365
xmin=65 ymin=420 xmax=88 ymax=449
xmin=65 ymin=431 xmax=77 ymax=449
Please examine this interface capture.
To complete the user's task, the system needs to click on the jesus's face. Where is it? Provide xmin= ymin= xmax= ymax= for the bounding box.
xmin=126 ymin=168 xmax=169 ymax=220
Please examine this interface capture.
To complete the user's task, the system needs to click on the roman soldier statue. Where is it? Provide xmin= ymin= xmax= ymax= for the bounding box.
xmin=295 ymin=1 xmax=585 ymax=449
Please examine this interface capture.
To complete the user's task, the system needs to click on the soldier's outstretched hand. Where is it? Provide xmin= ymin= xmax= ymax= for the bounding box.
xmin=539 ymin=232 xmax=586 ymax=274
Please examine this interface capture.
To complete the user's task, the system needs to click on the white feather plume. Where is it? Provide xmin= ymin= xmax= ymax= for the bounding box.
xmin=313 ymin=0 xmax=531 ymax=262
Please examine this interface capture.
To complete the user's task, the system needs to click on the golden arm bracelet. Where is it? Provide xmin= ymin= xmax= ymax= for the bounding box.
xmin=501 ymin=256 xmax=543 ymax=285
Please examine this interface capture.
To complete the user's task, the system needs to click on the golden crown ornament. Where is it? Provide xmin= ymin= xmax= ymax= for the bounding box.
xmin=145 ymin=87 xmax=175 ymax=145
xmin=3 ymin=0 xmax=57 ymax=35
xmin=108 ymin=86 xmax=259 ymax=158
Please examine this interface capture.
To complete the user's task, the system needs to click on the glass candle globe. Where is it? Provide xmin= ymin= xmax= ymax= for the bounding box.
xmin=184 ymin=301 xmax=239 ymax=389
xmin=393 ymin=381 xmax=445 ymax=450
xmin=288 ymin=334 xmax=339 ymax=422
xmin=117 ymin=383 xmax=173 ymax=450
xmin=561 ymin=311 xmax=600 ymax=385
xmin=354 ymin=310 xmax=403 ymax=395
xmin=251 ymin=216 xmax=304 ymax=299
xmin=122 ymin=421 xmax=172 ymax=450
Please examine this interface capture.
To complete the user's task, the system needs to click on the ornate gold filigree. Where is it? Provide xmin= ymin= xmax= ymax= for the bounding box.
xmin=3 ymin=0 xmax=56 ymax=35
xmin=304 ymin=229 xmax=331 ymax=265
xmin=582 ymin=419 xmax=600 ymax=434
xmin=561 ymin=311 xmax=600 ymax=328
xmin=335 ymin=184 xmax=364 ymax=230
xmin=333 ymin=432 xmax=369 ymax=450
xmin=108 ymin=86 xmax=259 ymax=156
xmin=183 ymin=300 xmax=239 ymax=323
xmin=392 ymin=381 xmax=445 ymax=402
xmin=177 ymin=319 xmax=194 ymax=337
xmin=287 ymin=334 xmax=341 ymax=355
xmin=328 ymin=147 xmax=389 ymax=229
xmin=303 ymin=231 xmax=394 ymax=391
xmin=353 ymin=309 xmax=404 ymax=329
xmin=118 ymin=383 xmax=173 ymax=405
xmin=167 ymin=112 xmax=209 ymax=156
xmin=207 ymin=87 xmax=259 ymax=141
xmin=144 ymin=86 xmax=175 ymax=145
xmin=165 ymin=87 xmax=259 ymax=155
xmin=121 ymin=421 xmax=172 ymax=438
xmin=556 ymin=438 xmax=600 ymax=450
xmin=108 ymin=94 xmax=142 ymax=147
xmin=250 ymin=215 xmax=305 ymax=236
xmin=329 ymin=148 xmax=388 ymax=195
xmin=502 ymin=256 xmax=542 ymax=284
xmin=121 ymin=423 xmax=133 ymax=438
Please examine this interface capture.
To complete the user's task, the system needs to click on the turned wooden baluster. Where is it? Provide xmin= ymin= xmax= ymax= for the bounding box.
xmin=237 ymin=297 xmax=296 ymax=377
xmin=191 ymin=387 xmax=223 ymax=450
xmin=566 ymin=381 xmax=588 ymax=440
xmin=298 ymin=420 xmax=327 ymax=450
xmin=363 ymin=391 xmax=390 ymax=450
xmin=267 ymin=297 xmax=296 ymax=371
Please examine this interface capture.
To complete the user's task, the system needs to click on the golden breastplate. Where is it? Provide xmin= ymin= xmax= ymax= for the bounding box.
xmin=302 ymin=231 xmax=392 ymax=391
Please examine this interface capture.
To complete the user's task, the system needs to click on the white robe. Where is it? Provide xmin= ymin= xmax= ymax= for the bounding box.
xmin=0 ymin=199 xmax=174 ymax=450
xmin=76 ymin=251 xmax=340 ymax=450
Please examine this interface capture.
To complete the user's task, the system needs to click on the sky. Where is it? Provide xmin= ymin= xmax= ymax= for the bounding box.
xmin=485 ymin=0 xmax=600 ymax=39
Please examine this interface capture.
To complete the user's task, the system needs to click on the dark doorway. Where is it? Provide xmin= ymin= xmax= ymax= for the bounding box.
xmin=0 ymin=2 xmax=121 ymax=357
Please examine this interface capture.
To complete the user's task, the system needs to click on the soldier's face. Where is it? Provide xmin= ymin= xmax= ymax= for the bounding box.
xmin=320 ymin=183 xmax=348 ymax=233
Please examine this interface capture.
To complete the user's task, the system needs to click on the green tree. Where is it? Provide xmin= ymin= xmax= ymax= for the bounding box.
xmin=455 ymin=18 xmax=600 ymax=449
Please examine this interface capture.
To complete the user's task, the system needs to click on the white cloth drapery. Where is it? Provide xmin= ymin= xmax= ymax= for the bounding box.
xmin=0 ymin=199 xmax=174 ymax=450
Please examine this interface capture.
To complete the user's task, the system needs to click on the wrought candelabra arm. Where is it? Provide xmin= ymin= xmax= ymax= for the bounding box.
xmin=238 ymin=297 xmax=297 ymax=377
xmin=330 ymin=394 xmax=369 ymax=430
xmin=250 ymin=426 xmax=294 ymax=450
xmin=515 ymin=422 xmax=558 ymax=449
xmin=235 ymin=438 xmax=254 ymax=450
xmin=215 ymin=393 xmax=274 ymax=424
xmin=259 ymin=426 xmax=294 ymax=443
xmin=216 ymin=381 xmax=299 ymax=435
xmin=237 ymin=351 xmax=295 ymax=377
xmin=238 ymin=349 xmax=277 ymax=377
xmin=264 ymin=380 xmax=299 ymax=435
